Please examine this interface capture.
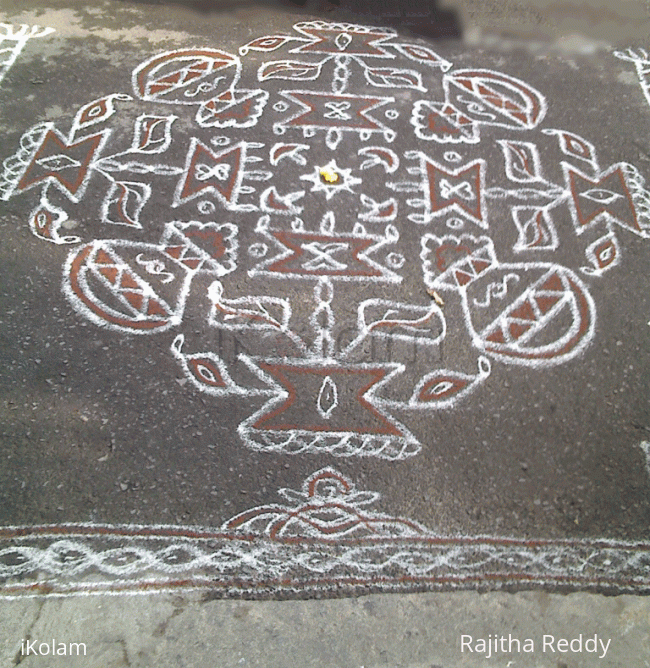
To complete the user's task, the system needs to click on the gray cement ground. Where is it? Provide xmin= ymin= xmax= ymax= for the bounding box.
xmin=1 ymin=590 xmax=649 ymax=667
xmin=1 ymin=0 xmax=650 ymax=665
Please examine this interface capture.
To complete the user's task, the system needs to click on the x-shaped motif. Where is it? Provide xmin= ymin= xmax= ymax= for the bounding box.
xmin=301 ymin=241 xmax=349 ymax=270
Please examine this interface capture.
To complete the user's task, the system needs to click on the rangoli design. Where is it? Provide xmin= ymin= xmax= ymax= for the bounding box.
xmin=2 ymin=469 xmax=649 ymax=597
xmin=3 ymin=20 xmax=649 ymax=462
xmin=615 ymin=47 xmax=650 ymax=109
xmin=0 ymin=23 xmax=55 ymax=85
xmin=2 ymin=21 xmax=650 ymax=596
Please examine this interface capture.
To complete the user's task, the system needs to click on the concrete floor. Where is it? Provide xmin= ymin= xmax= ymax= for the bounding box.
xmin=1 ymin=590 xmax=649 ymax=667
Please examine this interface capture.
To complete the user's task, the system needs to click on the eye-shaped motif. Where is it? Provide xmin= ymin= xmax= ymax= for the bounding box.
xmin=188 ymin=358 xmax=227 ymax=388
xmin=579 ymin=189 xmax=623 ymax=205
xmin=36 ymin=154 xmax=81 ymax=171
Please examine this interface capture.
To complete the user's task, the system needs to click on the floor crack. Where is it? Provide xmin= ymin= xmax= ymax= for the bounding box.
xmin=12 ymin=598 xmax=46 ymax=666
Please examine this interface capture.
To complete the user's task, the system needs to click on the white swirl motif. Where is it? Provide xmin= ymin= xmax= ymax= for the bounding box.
xmin=135 ymin=253 xmax=174 ymax=283
xmin=472 ymin=273 xmax=520 ymax=308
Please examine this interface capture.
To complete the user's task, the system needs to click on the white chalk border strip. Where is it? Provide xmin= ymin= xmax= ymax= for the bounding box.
xmin=1 ymin=524 xmax=649 ymax=598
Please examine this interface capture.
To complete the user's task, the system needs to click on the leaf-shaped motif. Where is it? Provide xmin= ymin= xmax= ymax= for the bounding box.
xmin=317 ymin=375 xmax=338 ymax=419
xmin=258 ymin=59 xmax=323 ymax=81
xmin=239 ymin=34 xmax=295 ymax=55
xmin=101 ymin=181 xmax=151 ymax=228
xmin=208 ymin=281 xmax=290 ymax=332
xmin=499 ymin=140 xmax=542 ymax=182
xmin=72 ymin=94 xmax=131 ymax=133
xmin=565 ymin=135 xmax=595 ymax=161
xmin=78 ymin=99 xmax=111 ymax=126
xmin=512 ymin=207 xmax=557 ymax=252
xmin=132 ymin=115 xmax=176 ymax=153
xmin=359 ymin=299 xmax=445 ymax=345
xmin=542 ymin=129 xmax=597 ymax=165
xmin=169 ymin=334 xmax=260 ymax=397
xmin=363 ymin=66 xmax=425 ymax=91
xmin=188 ymin=358 xmax=228 ymax=388
xmin=393 ymin=44 xmax=452 ymax=71
xmin=409 ymin=358 xmax=491 ymax=408
xmin=582 ymin=230 xmax=621 ymax=275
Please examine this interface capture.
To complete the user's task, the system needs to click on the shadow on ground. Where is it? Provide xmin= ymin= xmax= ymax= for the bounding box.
xmin=116 ymin=0 xmax=462 ymax=37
